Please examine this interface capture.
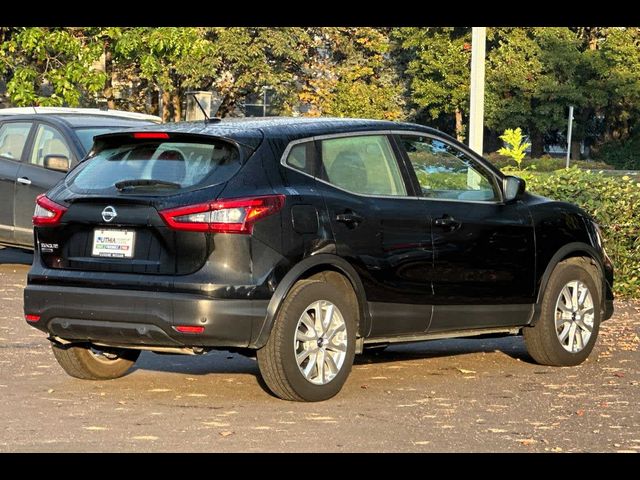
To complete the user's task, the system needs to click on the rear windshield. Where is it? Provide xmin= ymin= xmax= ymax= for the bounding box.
xmin=66 ymin=139 xmax=240 ymax=193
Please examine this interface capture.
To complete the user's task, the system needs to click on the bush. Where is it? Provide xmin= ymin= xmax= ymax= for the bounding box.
xmin=497 ymin=128 xmax=530 ymax=168
xmin=487 ymin=154 xmax=611 ymax=172
xmin=509 ymin=167 xmax=640 ymax=298
xmin=593 ymin=136 xmax=640 ymax=170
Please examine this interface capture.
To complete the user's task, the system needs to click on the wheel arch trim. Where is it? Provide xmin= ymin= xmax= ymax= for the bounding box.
xmin=250 ymin=254 xmax=369 ymax=349
xmin=532 ymin=242 xmax=605 ymax=325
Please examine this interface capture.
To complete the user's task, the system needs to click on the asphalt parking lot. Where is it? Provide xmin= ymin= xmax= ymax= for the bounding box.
xmin=0 ymin=247 xmax=638 ymax=452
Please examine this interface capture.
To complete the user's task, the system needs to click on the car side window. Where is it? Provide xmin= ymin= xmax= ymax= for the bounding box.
xmin=285 ymin=142 xmax=315 ymax=176
xmin=30 ymin=124 xmax=72 ymax=170
xmin=0 ymin=122 xmax=32 ymax=161
xmin=319 ymin=135 xmax=407 ymax=196
xmin=399 ymin=135 xmax=498 ymax=202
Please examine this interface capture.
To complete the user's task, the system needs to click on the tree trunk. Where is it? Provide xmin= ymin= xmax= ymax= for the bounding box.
xmin=171 ymin=90 xmax=181 ymax=122
xmin=103 ymin=47 xmax=116 ymax=110
xmin=529 ymin=127 xmax=544 ymax=158
xmin=161 ymin=89 xmax=171 ymax=123
xmin=147 ymin=86 xmax=159 ymax=117
xmin=571 ymin=139 xmax=581 ymax=161
xmin=455 ymin=108 xmax=464 ymax=142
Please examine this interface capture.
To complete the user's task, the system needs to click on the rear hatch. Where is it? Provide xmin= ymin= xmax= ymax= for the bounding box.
xmin=36 ymin=132 xmax=246 ymax=275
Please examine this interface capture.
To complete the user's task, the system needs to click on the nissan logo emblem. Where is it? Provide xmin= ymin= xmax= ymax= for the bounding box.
xmin=102 ymin=206 xmax=118 ymax=223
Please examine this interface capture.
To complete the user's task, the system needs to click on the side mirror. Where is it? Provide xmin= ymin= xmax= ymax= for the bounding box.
xmin=43 ymin=154 xmax=70 ymax=172
xmin=503 ymin=175 xmax=526 ymax=202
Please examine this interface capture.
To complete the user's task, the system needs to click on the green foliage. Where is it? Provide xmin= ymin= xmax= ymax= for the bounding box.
xmin=393 ymin=27 xmax=470 ymax=138
xmin=593 ymin=135 xmax=640 ymax=170
xmin=299 ymin=28 xmax=404 ymax=120
xmin=488 ymin=154 xmax=610 ymax=172
xmin=0 ymin=28 xmax=106 ymax=107
xmin=486 ymin=28 xmax=584 ymax=155
xmin=497 ymin=127 xmax=530 ymax=167
xmin=512 ymin=168 xmax=640 ymax=298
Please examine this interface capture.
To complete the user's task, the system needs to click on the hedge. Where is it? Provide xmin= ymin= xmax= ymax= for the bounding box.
xmin=510 ymin=167 xmax=640 ymax=298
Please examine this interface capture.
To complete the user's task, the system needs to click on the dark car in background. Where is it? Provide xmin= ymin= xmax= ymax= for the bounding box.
xmin=23 ymin=117 xmax=614 ymax=402
xmin=0 ymin=107 xmax=160 ymax=248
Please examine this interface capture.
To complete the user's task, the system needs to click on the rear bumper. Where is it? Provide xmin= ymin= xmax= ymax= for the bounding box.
xmin=24 ymin=285 xmax=269 ymax=348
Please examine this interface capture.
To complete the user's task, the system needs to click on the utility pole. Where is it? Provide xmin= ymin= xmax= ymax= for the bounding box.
xmin=263 ymin=87 xmax=267 ymax=117
xmin=469 ymin=27 xmax=486 ymax=156
xmin=566 ymin=105 xmax=574 ymax=169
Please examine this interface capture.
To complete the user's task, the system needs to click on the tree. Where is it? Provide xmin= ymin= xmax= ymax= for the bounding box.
xmin=393 ymin=27 xmax=471 ymax=140
xmin=0 ymin=27 xmax=106 ymax=107
xmin=485 ymin=27 xmax=584 ymax=157
xmin=203 ymin=27 xmax=311 ymax=116
xmin=297 ymin=28 xmax=404 ymax=120
xmin=112 ymin=27 xmax=217 ymax=122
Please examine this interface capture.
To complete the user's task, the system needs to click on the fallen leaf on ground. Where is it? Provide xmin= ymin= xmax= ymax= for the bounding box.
xmin=456 ymin=368 xmax=476 ymax=374
xmin=518 ymin=438 xmax=536 ymax=446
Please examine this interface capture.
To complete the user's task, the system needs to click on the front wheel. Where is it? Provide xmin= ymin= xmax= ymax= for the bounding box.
xmin=257 ymin=280 xmax=356 ymax=401
xmin=524 ymin=258 xmax=602 ymax=366
xmin=51 ymin=343 xmax=141 ymax=380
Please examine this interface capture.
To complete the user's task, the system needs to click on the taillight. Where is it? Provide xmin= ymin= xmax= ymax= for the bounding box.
xmin=159 ymin=194 xmax=285 ymax=234
xmin=33 ymin=194 xmax=67 ymax=227
xmin=173 ymin=325 xmax=205 ymax=334
xmin=25 ymin=314 xmax=41 ymax=323
xmin=132 ymin=132 xmax=169 ymax=139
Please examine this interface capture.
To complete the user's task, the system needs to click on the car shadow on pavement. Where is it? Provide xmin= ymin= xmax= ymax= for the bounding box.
xmin=131 ymin=335 xmax=533 ymax=381
xmin=133 ymin=350 xmax=260 ymax=376
xmin=0 ymin=247 xmax=33 ymax=265
xmin=130 ymin=350 xmax=277 ymax=394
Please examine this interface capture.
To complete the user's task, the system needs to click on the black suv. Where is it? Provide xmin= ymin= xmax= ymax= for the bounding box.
xmin=23 ymin=117 xmax=614 ymax=401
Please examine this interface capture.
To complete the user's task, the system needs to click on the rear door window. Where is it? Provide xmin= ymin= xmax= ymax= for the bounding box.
xmin=0 ymin=122 xmax=32 ymax=161
xmin=67 ymin=139 xmax=240 ymax=193
xmin=319 ymin=135 xmax=407 ymax=196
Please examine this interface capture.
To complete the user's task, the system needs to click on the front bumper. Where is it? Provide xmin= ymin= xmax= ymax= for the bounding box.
xmin=24 ymin=284 xmax=269 ymax=348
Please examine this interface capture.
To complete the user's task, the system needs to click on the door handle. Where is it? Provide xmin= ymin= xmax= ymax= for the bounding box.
xmin=17 ymin=177 xmax=32 ymax=186
xmin=336 ymin=211 xmax=364 ymax=227
xmin=434 ymin=215 xmax=460 ymax=230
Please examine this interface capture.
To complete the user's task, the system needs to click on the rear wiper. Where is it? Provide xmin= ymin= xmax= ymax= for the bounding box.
xmin=115 ymin=179 xmax=181 ymax=191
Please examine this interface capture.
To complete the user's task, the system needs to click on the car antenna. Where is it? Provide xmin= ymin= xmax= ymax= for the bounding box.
xmin=189 ymin=93 xmax=220 ymax=125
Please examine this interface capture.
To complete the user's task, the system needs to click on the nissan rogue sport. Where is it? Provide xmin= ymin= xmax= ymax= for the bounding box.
xmin=23 ymin=117 xmax=614 ymax=401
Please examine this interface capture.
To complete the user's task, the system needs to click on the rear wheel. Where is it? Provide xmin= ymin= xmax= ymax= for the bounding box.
xmin=257 ymin=280 xmax=356 ymax=401
xmin=524 ymin=258 xmax=601 ymax=366
xmin=51 ymin=343 xmax=140 ymax=380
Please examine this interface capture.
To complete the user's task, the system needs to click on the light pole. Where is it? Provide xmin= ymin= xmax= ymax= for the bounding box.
xmin=566 ymin=105 xmax=574 ymax=168
xmin=469 ymin=27 xmax=486 ymax=156
xmin=262 ymin=86 xmax=273 ymax=117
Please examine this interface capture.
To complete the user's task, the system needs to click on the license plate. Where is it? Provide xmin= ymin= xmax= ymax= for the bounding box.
xmin=92 ymin=229 xmax=135 ymax=258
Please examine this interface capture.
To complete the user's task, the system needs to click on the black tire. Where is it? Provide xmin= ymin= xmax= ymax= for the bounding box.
xmin=524 ymin=257 xmax=602 ymax=366
xmin=257 ymin=279 xmax=357 ymax=401
xmin=51 ymin=344 xmax=140 ymax=380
